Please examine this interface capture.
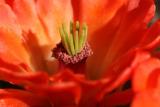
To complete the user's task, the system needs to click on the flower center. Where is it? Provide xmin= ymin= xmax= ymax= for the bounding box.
xmin=52 ymin=21 xmax=93 ymax=73
xmin=60 ymin=21 xmax=88 ymax=56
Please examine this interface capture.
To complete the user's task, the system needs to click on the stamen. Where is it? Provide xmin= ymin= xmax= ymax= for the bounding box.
xmin=53 ymin=42 xmax=93 ymax=64
xmin=74 ymin=30 xmax=79 ymax=53
xmin=74 ymin=21 xmax=80 ymax=53
xmin=59 ymin=27 xmax=71 ymax=55
xmin=70 ymin=21 xmax=74 ymax=34
xmin=69 ymin=33 xmax=75 ymax=55
xmin=76 ymin=21 xmax=80 ymax=31
xmin=52 ymin=21 xmax=93 ymax=73
xmin=79 ymin=23 xmax=88 ymax=52
xmin=57 ymin=21 xmax=89 ymax=56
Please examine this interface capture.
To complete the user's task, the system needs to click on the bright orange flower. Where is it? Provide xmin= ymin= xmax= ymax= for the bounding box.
xmin=0 ymin=0 xmax=159 ymax=107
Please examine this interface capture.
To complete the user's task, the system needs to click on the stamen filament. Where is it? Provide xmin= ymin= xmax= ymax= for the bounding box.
xmin=79 ymin=23 xmax=87 ymax=52
xmin=69 ymin=33 xmax=75 ymax=55
xmin=70 ymin=21 xmax=73 ymax=34
xmin=62 ymin=23 xmax=73 ymax=55
xmin=75 ymin=31 xmax=79 ymax=53
xmin=59 ymin=28 xmax=71 ymax=55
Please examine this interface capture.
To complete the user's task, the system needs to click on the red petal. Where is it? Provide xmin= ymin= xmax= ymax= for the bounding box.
xmin=72 ymin=0 xmax=126 ymax=34
xmin=36 ymin=0 xmax=73 ymax=44
xmin=0 ymin=28 xmax=31 ymax=67
xmin=0 ymin=98 xmax=29 ymax=107
xmin=0 ymin=67 xmax=49 ymax=85
xmin=96 ymin=49 xmax=151 ymax=100
xmin=101 ymin=0 xmax=154 ymax=66
xmin=0 ymin=89 xmax=52 ymax=107
xmin=0 ymin=57 xmax=49 ymax=85
xmin=101 ymin=89 xmax=133 ymax=107
xmin=86 ymin=0 xmax=155 ymax=77
xmin=131 ymin=90 xmax=160 ymax=107
xmin=27 ymin=81 xmax=81 ymax=107
xmin=0 ymin=28 xmax=50 ymax=84
xmin=44 ymin=49 xmax=152 ymax=106
xmin=26 ymin=70 xmax=103 ymax=106
xmin=132 ymin=57 xmax=160 ymax=92
xmin=140 ymin=19 xmax=160 ymax=46
xmin=0 ymin=0 xmax=5 ymax=3
xmin=4 ymin=0 xmax=73 ymax=72
xmin=133 ymin=64 xmax=160 ymax=107
xmin=0 ymin=3 xmax=21 ymax=35
xmin=147 ymin=69 xmax=160 ymax=89
xmin=5 ymin=0 xmax=58 ymax=68
xmin=9 ymin=0 xmax=51 ymax=44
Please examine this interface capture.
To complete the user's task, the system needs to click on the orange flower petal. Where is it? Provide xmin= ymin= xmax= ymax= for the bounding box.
xmin=86 ymin=0 xmax=155 ymax=76
xmin=36 ymin=0 xmax=73 ymax=44
xmin=5 ymin=0 xmax=54 ymax=58
xmin=0 ymin=3 xmax=21 ymax=35
xmin=141 ymin=19 xmax=160 ymax=46
xmin=0 ymin=0 xmax=5 ymax=3
xmin=132 ymin=57 xmax=160 ymax=92
xmin=27 ymin=81 xmax=81 ymax=106
xmin=4 ymin=0 xmax=74 ymax=72
xmin=5 ymin=0 xmax=50 ymax=44
xmin=132 ymin=64 xmax=160 ymax=107
xmin=96 ymin=49 xmax=151 ymax=100
xmin=0 ymin=28 xmax=31 ymax=67
xmin=131 ymin=90 xmax=160 ymax=107
xmin=0 ymin=3 xmax=41 ymax=70
xmin=104 ymin=0 xmax=154 ymax=63
xmin=147 ymin=69 xmax=160 ymax=89
xmin=73 ymin=0 xmax=127 ymax=34
xmin=0 ymin=57 xmax=49 ymax=85
xmin=0 ymin=98 xmax=29 ymax=107
xmin=0 ymin=3 xmax=50 ymax=75
xmin=0 ymin=89 xmax=52 ymax=107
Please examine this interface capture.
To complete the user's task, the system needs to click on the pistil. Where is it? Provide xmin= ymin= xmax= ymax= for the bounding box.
xmin=52 ymin=21 xmax=93 ymax=74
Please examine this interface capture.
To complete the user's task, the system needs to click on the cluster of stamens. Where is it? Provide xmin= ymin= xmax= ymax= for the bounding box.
xmin=59 ymin=21 xmax=88 ymax=56
xmin=53 ymin=21 xmax=92 ymax=65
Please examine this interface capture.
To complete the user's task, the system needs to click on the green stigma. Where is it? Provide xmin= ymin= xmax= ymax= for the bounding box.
xmin=59 ymin=21 xmax=88 ymax=56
